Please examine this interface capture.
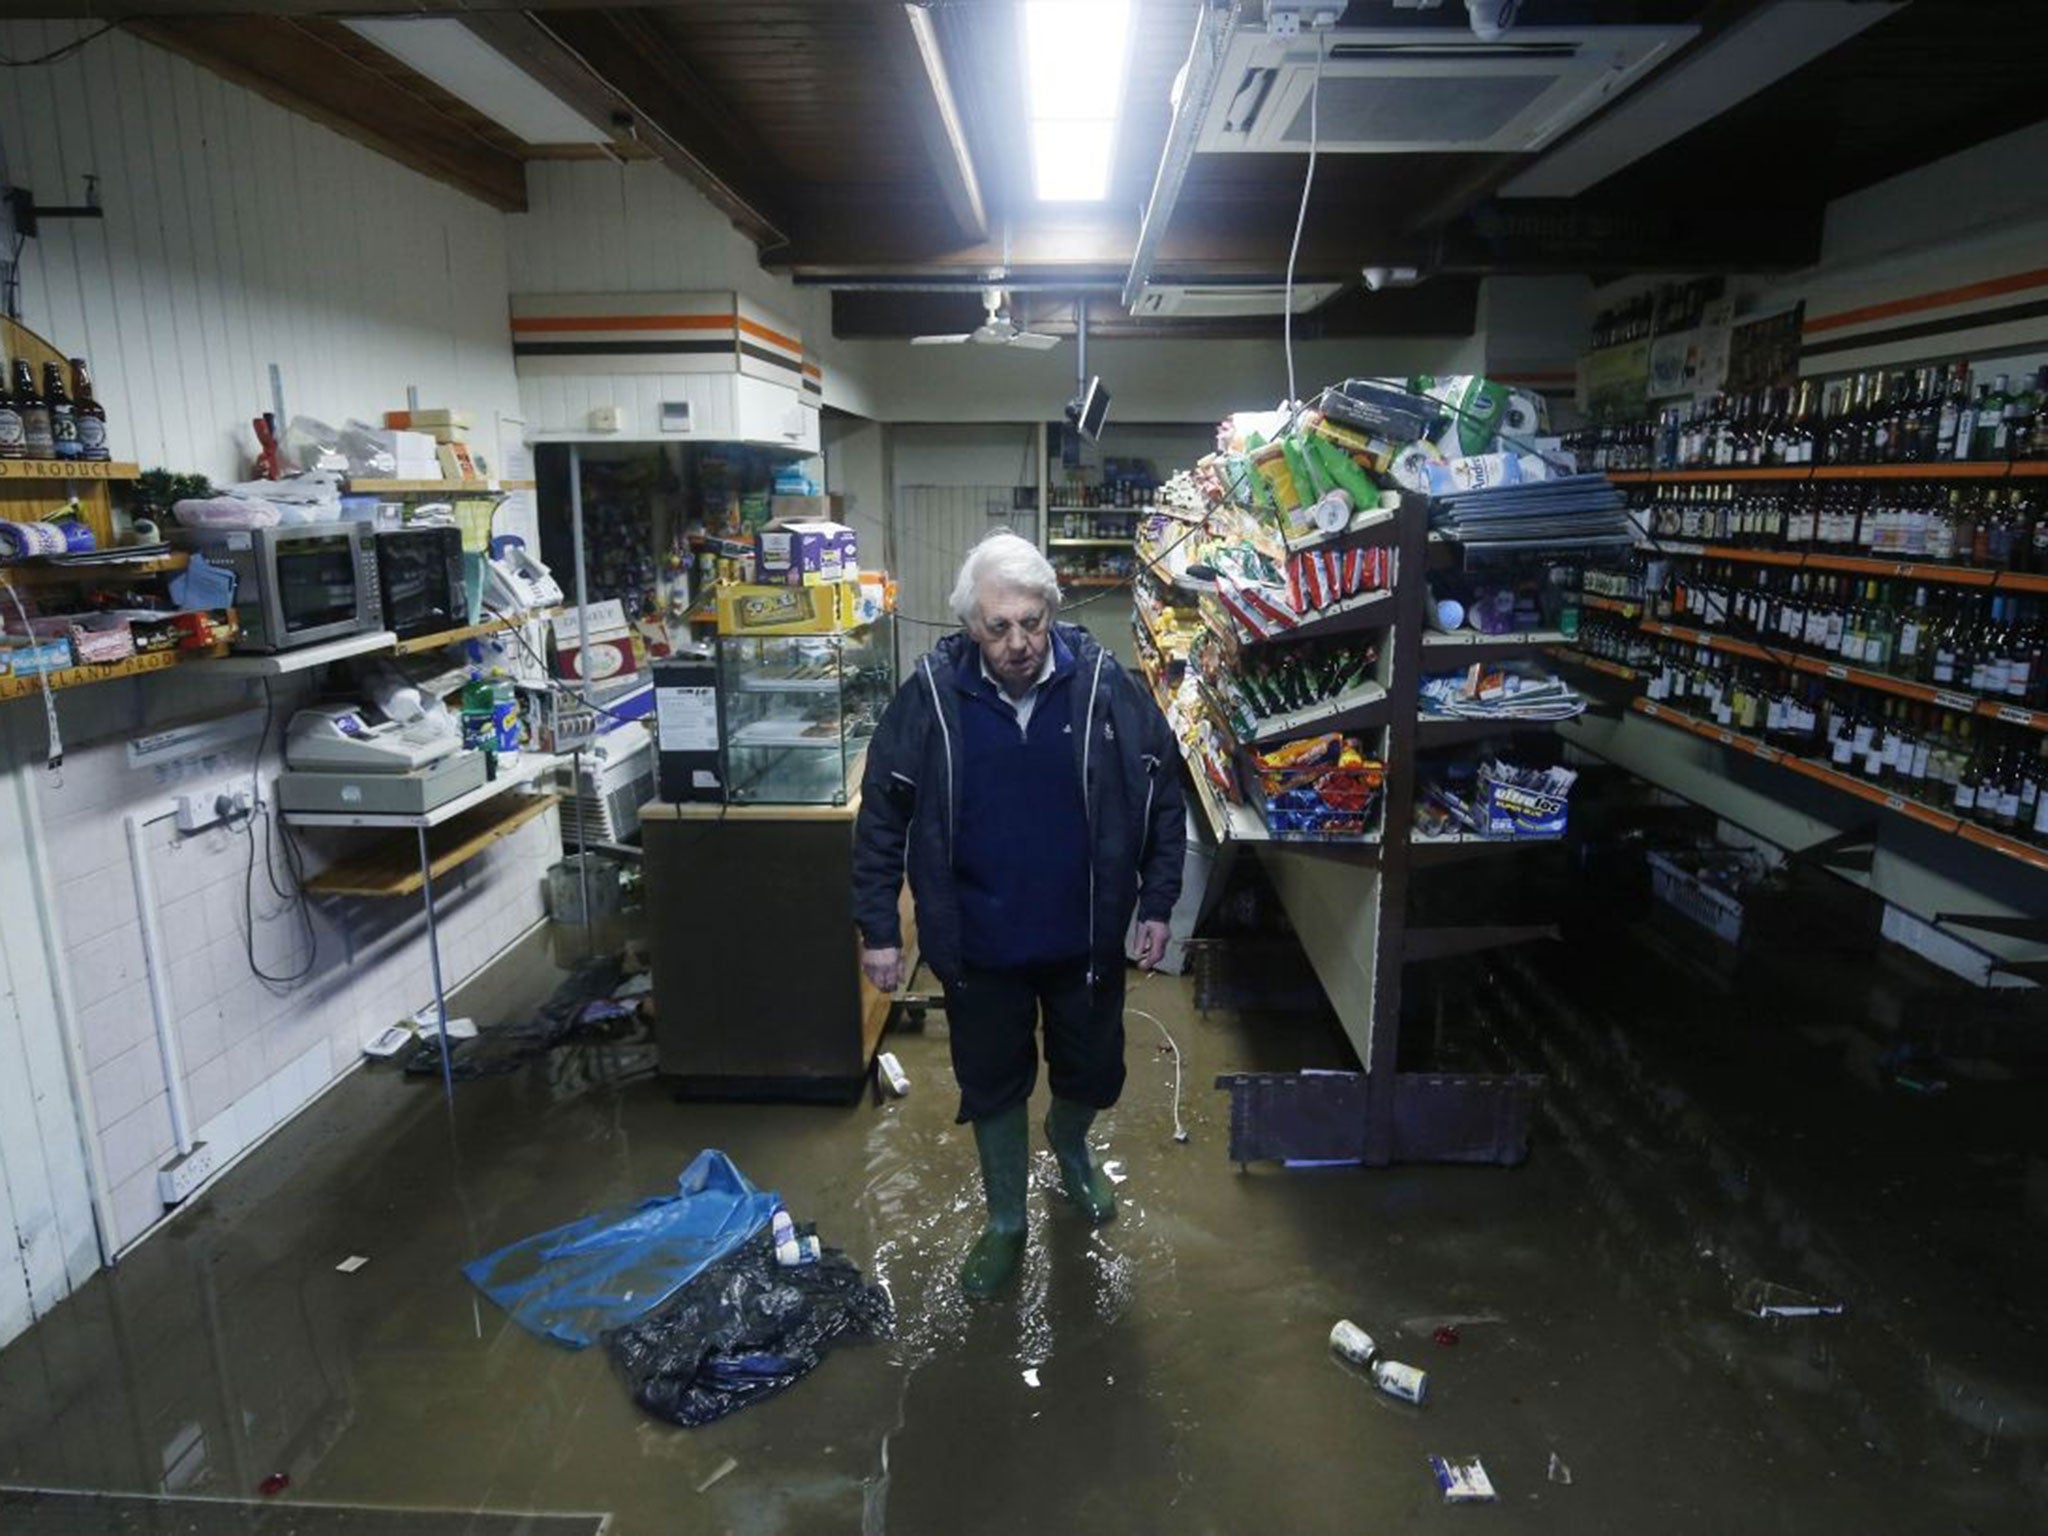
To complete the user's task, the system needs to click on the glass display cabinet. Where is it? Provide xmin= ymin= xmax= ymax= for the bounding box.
xmin=714 ymin=618 xmax=895 ymax=805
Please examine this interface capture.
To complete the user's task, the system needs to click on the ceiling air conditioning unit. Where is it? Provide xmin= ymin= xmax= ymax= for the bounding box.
xmin=1199 ymin=25 xmax=1697 ymax=155
xmin=1133 ymin=281 xmax=1344 ymax=318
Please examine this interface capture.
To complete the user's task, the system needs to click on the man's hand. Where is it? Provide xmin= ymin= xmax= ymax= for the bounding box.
xmin=1134 ymin=920 xmax=1171 ymax=971
xmin=861 ymin=946 xmax=904 ymax=993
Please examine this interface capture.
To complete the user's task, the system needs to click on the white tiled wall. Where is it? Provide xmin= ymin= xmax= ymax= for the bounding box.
xmin=14 ymin=673 xmax=559 ymax=1252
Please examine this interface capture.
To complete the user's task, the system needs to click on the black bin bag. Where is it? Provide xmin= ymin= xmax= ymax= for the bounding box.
xmin=605 ymin=1231 xmax=893 ymax=1426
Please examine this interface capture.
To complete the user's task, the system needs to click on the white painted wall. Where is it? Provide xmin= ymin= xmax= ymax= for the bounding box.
xmin=0 ymin=21 xmax=560 ymax=1290
xmin=15 ymin=674 xmax=559 ymax=1258
xmin=506 ymin=162 xmax=878 ymax=421
xmin=1583 ymin=120 xmax=2048 ymax=387
xmin=0 ymin=21 xmax=525 ymax=490
xmin=842 ymin=333 xmax=1487 ymax=424
xmin=0 ymin=748 xmax=98 ymax=1346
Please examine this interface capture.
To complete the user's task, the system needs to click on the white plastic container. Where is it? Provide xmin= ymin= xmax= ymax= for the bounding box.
xmin=877 ymin=1051 xmax=910 ymax=1096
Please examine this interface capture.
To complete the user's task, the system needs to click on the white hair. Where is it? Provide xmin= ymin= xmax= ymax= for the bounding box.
xmin=948 ymin=531 xmax=1061 ymax=629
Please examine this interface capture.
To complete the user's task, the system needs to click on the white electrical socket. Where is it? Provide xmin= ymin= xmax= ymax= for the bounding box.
xmin=158 ymin=1141 xmax=215 ymax=1204
xmin=175 ymin=781 xmax=253 ymax=833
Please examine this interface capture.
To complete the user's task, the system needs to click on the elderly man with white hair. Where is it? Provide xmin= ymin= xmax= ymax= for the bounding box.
xmin=853 ymin=531 xmax=1185 ymax=1297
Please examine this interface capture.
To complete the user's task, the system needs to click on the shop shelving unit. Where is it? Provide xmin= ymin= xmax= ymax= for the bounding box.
xmin=1142 ymin=493 xmax=1560 ymax=1167
xmin=1553 ymin=464 xmax=2048 ymax=981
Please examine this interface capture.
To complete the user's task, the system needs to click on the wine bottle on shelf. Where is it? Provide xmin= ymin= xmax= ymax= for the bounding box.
xmin=2031 ymin=742 xmax=2048 ymax=842
xmin=2016 ymin=367 xmax=2047 ymax=461
xmin=1975 ymin=375 xmax=2012 ymax=460
xmin=1935 ymin=362 xmax=1967 ymax=459
xmin=1896 ymin=586 xmax=1929 ymax=682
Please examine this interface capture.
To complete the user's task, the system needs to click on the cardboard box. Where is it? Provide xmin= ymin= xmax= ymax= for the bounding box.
xmin=716 ymin=580 xmax=864 ymax=636
xmin=753 ymin=520 xmax=858 ymax=586
xmin=437 ymin=441 xmax=479 ymax=481
xmin=552 ymin=599 xmax=644 ymax=684
xmin=383 ymin=408 xmax=474 ymax=432
xmin=768 ymin=493 xmax=844 ymax=522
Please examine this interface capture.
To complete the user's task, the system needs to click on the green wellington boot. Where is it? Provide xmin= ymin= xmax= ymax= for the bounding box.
xmin=959 ymin=1104 xmax=1030 ymax=1298
xmin=1044 ymin=1098 xmax=1117 ymax=1226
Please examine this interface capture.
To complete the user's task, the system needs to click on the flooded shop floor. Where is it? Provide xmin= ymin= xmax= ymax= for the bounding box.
xmin=2 ymin=917 xmax=2044 ymax=1536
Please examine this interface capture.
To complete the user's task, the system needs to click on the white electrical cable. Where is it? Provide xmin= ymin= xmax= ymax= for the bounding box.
xmin=1283 ymin=37 xmax=1326 ymax=410
xmin=1126 ymin=1005 xmax=1188 ymax=1144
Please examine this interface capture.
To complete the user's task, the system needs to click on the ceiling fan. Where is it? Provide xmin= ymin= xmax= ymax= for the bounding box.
xmin=911 ymin=287 xmax=1060 ymax=351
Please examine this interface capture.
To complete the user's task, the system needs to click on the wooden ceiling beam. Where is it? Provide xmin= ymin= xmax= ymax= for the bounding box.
xmin=460 ymin=12 xmax=789 ymax=248
xmin=873 ymin=1 xmax=989 ymax=246
xmin=126 ymin=17 xmax=528 ymax=212
xmin=498 ymin=10 xmax=793 ymax=250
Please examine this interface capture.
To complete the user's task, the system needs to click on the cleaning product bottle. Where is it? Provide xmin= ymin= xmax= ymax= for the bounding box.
xmin=460 ymin=667 xmax=496 ymax=756
xmin=488 ymin=668 xmax=521 ymax=756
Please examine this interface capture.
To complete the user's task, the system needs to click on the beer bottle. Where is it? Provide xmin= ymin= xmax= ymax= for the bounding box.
xmin=69 ymin=358 xmax=108 ymax=462
xmin=14 ymin=357 xmax=54 ymax=459
xmin=43 ymin=361 xmax=80 ymax=461
xmin=0 ymin=360 xmax=24 ymax=459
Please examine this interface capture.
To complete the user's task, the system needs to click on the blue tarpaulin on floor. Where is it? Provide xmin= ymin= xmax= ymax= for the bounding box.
xmin=462 ymin=1150 xmax=781 ymax=1348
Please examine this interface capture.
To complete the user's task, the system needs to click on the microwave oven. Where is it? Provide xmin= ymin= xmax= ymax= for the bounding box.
xmin=374 ymin=526 xmax=469 ymax=641
xmin=168 ymin=522 xmax=383 ymax=653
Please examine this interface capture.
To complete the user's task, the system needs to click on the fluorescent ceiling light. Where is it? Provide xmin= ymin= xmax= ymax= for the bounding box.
xmin=1500 ymin=0 xmax=1899 ymax=198
xmin=1023 ymin=0 xmax=1132 ymax=202
xmin=344 ymin=17 xmax=613 ymax=147
xmin=1032 ymin=120 xmax=1116 ymax=201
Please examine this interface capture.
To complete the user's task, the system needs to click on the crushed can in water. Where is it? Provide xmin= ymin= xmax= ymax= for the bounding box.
xmin=877 ymin=1052 xmax=911 ymax=1096
xmin=1329 ymin=1319 xmax=1379 ymax=1366
xmin=1372 ymin=1357 xmax=1429 ymax=1405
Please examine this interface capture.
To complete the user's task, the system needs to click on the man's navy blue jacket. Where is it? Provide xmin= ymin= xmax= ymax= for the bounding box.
xmin=852 ymin=622 xmax=1186 ymax=985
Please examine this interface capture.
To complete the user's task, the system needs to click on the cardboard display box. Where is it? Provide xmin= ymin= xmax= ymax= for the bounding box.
xmin=754 ymin=520 xmax=858 ymax=587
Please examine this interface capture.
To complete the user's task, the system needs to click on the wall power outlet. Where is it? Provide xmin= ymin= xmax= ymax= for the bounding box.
xmin=175 ymin=781 xmax=254 ymax=833
xmin=158 ymin=1141 xmax=215 ymax=1204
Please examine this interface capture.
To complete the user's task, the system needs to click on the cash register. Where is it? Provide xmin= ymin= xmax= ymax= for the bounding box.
xmin=276 ymin=675 xmax=486 ymax=817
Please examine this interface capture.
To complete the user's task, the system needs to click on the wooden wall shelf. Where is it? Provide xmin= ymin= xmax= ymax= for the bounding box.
xmin=0 ymin=460 xmax=141 ymax=481
xmin=1608 ymin=462 xmax=2047 ymax=485
xmin=1644 ymin=539 xmax=2042 ymax=593
xmin=1633 ymin=619 xmax=2044 ymax=732
xmin=0 ymin=644 xmax=229 ymax=703
xmin=305 ymin=792 xmax=558 ymax=898
xmin=1628 ymin=696 xmax=2048 ymax=873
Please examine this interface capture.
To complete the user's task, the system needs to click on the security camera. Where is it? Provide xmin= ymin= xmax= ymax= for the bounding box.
xmin=1465 ymin=0 xmax=1520 ymax=42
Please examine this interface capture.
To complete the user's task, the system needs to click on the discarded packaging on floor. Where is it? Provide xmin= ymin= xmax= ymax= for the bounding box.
xmin=463 ymin=1149 xmax=781 ymax=1348
xmin=1737 ymin=1279 xmax=1845 ymax=1319
xmin=606 ymin=1229 xmax=893 ymax=1427
xmin=1429 ymin=1454 xmax=1498 ymax=1502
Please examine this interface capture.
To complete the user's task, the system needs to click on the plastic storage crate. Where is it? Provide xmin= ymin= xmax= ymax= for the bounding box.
xmin=1646 ymin=849 xmax=1759 ymax=945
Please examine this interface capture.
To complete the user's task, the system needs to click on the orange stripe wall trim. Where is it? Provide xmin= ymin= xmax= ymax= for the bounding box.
xmin=1805 ymin=267 xmax=2048 ymax=335
xmin=510 ymin=312 xmax=805 ymax=357
xmin=513 ymin=313 xmax=736 ymax=333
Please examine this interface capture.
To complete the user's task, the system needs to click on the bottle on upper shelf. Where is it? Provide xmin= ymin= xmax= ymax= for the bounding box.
xmin=0 ymin=361 xmax=22 ymax=460
xmin=70 ymin=358 xmax=109 ymax=463
xmin=12 ymin=356 xmax=53 ymax=460
xmin=42 ymin=361 xmax=80 ymax=463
